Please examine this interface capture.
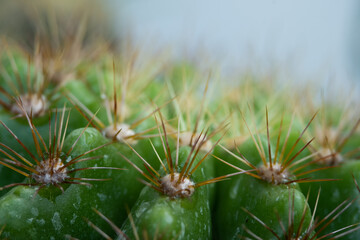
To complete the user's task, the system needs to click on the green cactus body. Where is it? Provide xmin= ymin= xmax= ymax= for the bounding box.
xmin=0 ymin=127 xmax=149 ymax=239
xmin=0 ymin=111 xmax=52 ymax=197
xmin=298 ymin=107 xmax=360 ymax=239
xmin=216 ymin=174 xmax=311 ymax=239
xmin=215 ymin=144 xmax=312 ymax=239
xmin=1 ymin=9 xmax=360 ymax=238
xmin=302 ymin=160 xmax=360 ymax=239
xmin=214 ymin=111 xmax=315 ymax=239
xmin=121 ymin=146 xmax=214 ymax=240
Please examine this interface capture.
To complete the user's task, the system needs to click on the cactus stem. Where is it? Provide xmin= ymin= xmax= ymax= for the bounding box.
xmin=0 ymin=103 xmax=119 ymax=193
xmin=120 ymin=110 xmax=237 ymax=199
xmin=242 ymin=188 xmax=360 ymax=239
xmin=221 ymin=109 xmax=332 ymax=185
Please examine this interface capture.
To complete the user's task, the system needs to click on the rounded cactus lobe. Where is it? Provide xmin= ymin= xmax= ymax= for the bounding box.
xmin=302 ymin=160 xmax=360 ymax=240
xmin=121 ymin=146 xmax=215 ymax=240
xmin=298 ymin=108 xmax=360 ymax=239
xmin=0 ymin=186 xmax=56 ymax=239
xmin=213 ymin=121 xmax=314 ymax=240
xmin=121 ymin=184 xmax=212 ymax=240
xmin=0 ymin=127 xmax=146 ymax=239
xmin=59 ymin=128 xmax=148 ymax=233
xmin=215 ymin=173 xmax=311 ymax=239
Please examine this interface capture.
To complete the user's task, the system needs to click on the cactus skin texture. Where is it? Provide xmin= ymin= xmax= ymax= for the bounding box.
xmin=214 ymin=134 xmax=312 ymax=239
xmin=302 ymin=160 xmax=360 ymax=240
xmin=121 ymin=146 xmax=214 ymax=240
xmin=0 ymin=128 xmax=148 ymax=239
xmin=216 ymin=174 xmax=311 ymax=239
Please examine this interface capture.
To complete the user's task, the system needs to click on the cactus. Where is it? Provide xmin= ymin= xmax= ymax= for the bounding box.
xmin=1 ymin=2 xmax=360 ymax=240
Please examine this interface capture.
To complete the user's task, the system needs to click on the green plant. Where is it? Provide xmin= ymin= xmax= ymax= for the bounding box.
xmin=1 ymin=5 xmax=360 ymax=240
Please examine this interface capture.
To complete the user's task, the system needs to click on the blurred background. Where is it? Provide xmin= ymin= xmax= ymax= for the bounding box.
xmin=111 ymin=0 xmax=360 ymax=92
xmin=1 ymin=0 xmax=359 ymax=94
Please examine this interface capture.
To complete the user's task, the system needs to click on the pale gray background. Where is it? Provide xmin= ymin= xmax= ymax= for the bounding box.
xmin=107 ymin=0 xmax=360 ymax=93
